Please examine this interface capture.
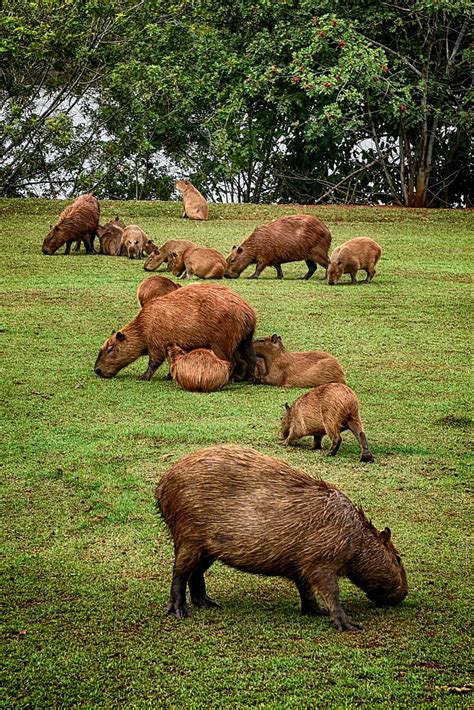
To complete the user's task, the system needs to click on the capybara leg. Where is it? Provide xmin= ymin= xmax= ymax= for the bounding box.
xmin=138 ymin=357 xmax=162 ymax=381
xmin=312 ymin=435 xmax=322 ymax=450
xmin=303 ymin=260 xmax=317 ymax=280
xmin=327 ymin=432 xmax=342 ymax=457
xmin=292 ymin=575 xmax=329 ymax=617
xmin=73 ymin=240 xmax=81 ymax=252
xmin=83 ymin=234 xmax=95 ymax=255
xmin=249 ymin=263 xmax=265 ymax=279
xmin=188 ymin=555 xmax=221 ymax=610
xmin=275 ymin=264 xmax=284 ymax=279
xmin=357 ymin=431 xmax=374 ymax=463
xmin=166 ymin=546 xmax=199 ymax=619
xmin=365 ymin=269 xmax=375 ymax=283
xmin=310 ymin=571 xmax=363 ymax=631
xmin=64 ymin=241 xmax=73 ymax=255
xmin=350 ymin=270 xmax=357 ymax=284
xmin=182 ymin=210 xmax=187 ymax=218
xmin=236 ymin=332 xmax=257 ymax=381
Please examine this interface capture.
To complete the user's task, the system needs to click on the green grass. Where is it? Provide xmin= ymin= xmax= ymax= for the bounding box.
xmin=2 ymin=199 xmax=472 ymax=708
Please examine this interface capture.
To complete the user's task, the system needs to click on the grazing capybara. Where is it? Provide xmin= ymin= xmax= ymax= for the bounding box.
xmin=156 ymin=444 xmax=407 ymax=629
xmin=97 ymin=217 xmax=125 ymax=256
xmin=167 ymin=345 xmax=232 ymax=392
xmin=280 ymin=383 xmax=374 ymax=462
xmin=224 ymin=214 xmax=331 ymax=280
xmin=327 ymin=237 xmax=382 ymax=285
xmin=137 ymin=275 xmax=181 ymax=307
xmin=144 ymin=239 xmax=198 ymax=272
xmin=122 ymin=225 xmax=147 ymax=259
xmin=176 ymin=179 xmax=209 ymax=220
xmin=94 ymin=284 xmax=256 ymax=381
xmin=42 ymin=193 xmax=100 ymax=255
xmin=169 ymin=246 xmax=226 ymax=279
xmin=253 ymin=334 xmax=345 ymax=387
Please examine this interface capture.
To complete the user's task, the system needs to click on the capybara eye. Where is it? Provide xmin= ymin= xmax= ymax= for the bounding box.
xmin=106 ymin=346 xmax=114 ymax=354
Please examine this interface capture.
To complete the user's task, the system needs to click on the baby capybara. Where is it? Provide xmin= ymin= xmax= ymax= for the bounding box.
xmin=169 ymin=246 xmax=226 ymax=279
xmin=280 ymin=383 xmax=374 ymax=462
xmin=176 ymin=179 xmax=209 ymax=220
xmin=156 ymin=445 xmax=407 ymax=629
xmin=254 ymin=334 xmax=345 ymax=387
xmin=122 ymin=224 xmax=147 ymax=259
xmin=137 ymin=275 xmax=181 ymax=307
xmin=94 ymin=284 xmax=256 ymax=381
xmin=327 ymin=237 xmax=382 ymax=285
xmin=224 ymin=214 xmax=331 ymax=279
xmin=42 ymin=193 xmax=100 ymax=255
xmin=144 ymin=239 xmax=198 ymax=272
xmin=97 ymin=217 xmax=125 ymax=256
xmin=167 ymin=345 xmax=232 ymax=392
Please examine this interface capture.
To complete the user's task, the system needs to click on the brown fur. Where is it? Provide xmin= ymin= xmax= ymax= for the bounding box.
xmin=137 ymin=276 xmax=181 ymax=307
xmin=327 ymin=237 xmax=382 ymax=285
xmin=280 ymin=383 xmax=374 ymax=462
xmin=224 ymin=214 xmax=331 ymax=279
xmin=156 ymin=444 xmax=407 ymax=628
xmin=176 ymin=179 xmax=209 ymax=220
xmin=167 ymin=344 xmax=232 ymax=392
xmin=170 ymin=246 xmax=226 ymax=279
xmin=143 ymin=238 xmax=159 ymax=255
xmin=42 ymin=193 xmax=100 ymax=255
xmin=122 ymin=224 xmax=147 ymax=259
xmin=144 ymin=239 xmax=198 ymax=272
xmin=94 ymin=284 xmax=257 ymax=381
xmin=97 ymin=217 xmax=125 ymax=256
xmin=254 ymin=334 xmax=345 ymax=387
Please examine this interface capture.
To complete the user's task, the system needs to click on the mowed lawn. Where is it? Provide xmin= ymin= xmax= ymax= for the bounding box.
xmin=2 ymin=199 xmax=472 ymax=708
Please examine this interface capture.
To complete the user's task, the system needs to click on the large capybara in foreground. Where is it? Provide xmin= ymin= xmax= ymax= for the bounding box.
xmin=176 ymin=179 xmax=209 ymax=220
xmin=122 ymin=224 xmax=147 ymax=259
xmin=169 ymin=246 xmax=226 ymax=279
xmin=253 ymin=334 xmax=345 ymax=387
xmin=42 ymin=193 xmax=100 ymax=255
xmin=280 ymin=383 xmax=374 ymax=462
xmin=137 ymin=275 xmax=181 ymax=307
xmin=97 ymin=217 xmax=125 ymax=256
xmin=144 ymin=239 xmax=198 ymax=272
xmin=327 ymin=237 xmax=382 ymax=285
xmin=156 ymin=445 xmax=407 ymax=629
xmin=167 ymin=345 xmax=232 ymax=392
xmin=94 ymin=284 xmax=256 ymax=381
xmin=224 ymin=214 xmax=331 ymax=280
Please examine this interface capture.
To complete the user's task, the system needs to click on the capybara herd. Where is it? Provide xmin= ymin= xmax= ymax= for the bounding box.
xmin=157 ymin=445 xmax=407 ymax=630
xmin=42 ymin=193 xmax=405 ymax=632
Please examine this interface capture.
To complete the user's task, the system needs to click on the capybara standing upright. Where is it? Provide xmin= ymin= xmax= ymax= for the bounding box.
xmin=169 ymin=246 xmax=226 ymax=279
xmin=253 ymin=334 xmax=345 ymax=387
xmin=176 ymin=179 xmax=209 ymax=220
xmin=280 ymin=383 xmax=374 ymax=462
xmin=144 ymin=239 xmax=198 ymax=272
xmin=42 ymin=193 xmax=100 ymax=255
xmin=121 ymin=225 xmax=147 ymax=259
xmin=97 ymin=217 xmax=125 ymax=256
xmin=137 ymin=275 xmax=181 ymax=307
xmin=167 ymin=344 xmax=232 ymax=392
xmin=224 ymin=214 xmax=331 ymax=279
xmin=327 ymin=237 xmax=382 ymax=285
xmin=156 ymin=444 xmax=407 ymax=629
xmin=94 ymin=284 xmax=256 ymax=381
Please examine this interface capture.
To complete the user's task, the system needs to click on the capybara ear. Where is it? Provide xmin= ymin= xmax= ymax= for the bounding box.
xmin=271 ymin=334 xmax=279 ymax=343
xmin=237 ymin=246 xmax=243 ymax=254
xmin=380 ymin=527 xmax=392 ymax=544
xmin=285 ymin=402 xmax=290 ymax=411
xmin=116 ymin=331 xmax=126 ymax=342
xmin=54 ymin=225 xmax=60 ymax=231
xmin=112 ymin=329 xmax=116 ymax=334
xmin=114 ymin=216 xmax=120 ymax=221
xmin=232 ymin=245 xmax=237 ymax=250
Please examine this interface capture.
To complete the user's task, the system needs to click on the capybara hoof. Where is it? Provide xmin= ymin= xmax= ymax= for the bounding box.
xmin=333 ymin=615 xmax=364 ymax=632
xmin=191 ymin=595 xmax=222 ymax=610
xmin=166 ymin=602 xmax=191 ymax=619
xmin=360 ymin=452 xmax=375 ymax=463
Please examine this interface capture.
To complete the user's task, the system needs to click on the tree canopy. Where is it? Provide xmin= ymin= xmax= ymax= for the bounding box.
xmin=1 ymin=0 xmax=471 ymax=205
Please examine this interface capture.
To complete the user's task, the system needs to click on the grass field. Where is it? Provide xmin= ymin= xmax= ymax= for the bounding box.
xmin=2 ymin=199 xmax=472 ymax=708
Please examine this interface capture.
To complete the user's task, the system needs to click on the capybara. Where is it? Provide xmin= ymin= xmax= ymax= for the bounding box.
xmin=280 ymin=384 xmax=374 ymax=462
xmin=176 ymin=179 xmax=209 ymax=220
xmin=143 ymin=238 xmax=159 ymax=255
xmin=224 ymin=214 xmax=331 ymax=280
xmin=253 ymin=334 xmax=345 ymax=387
xmin=327 ymin=237 xmax=382 ymax=285
xmin=97 ymin=217 xmax=125 ymax=256
xmin=169 ymin=246 xmax=226 ymax=279
xmin=137 ymin=275 xmax=181 ymax=307
xmin=156 ymin=444 xmax=407 ymax=629
xmin=42 ymin=193 xmax=100 ymax=255
xmin=122 ymin=224 xmax=147 ymax=259
xmin=144 ymin=239 xmax=198 ymax=272
xmin=167 ymin=344 xmax=232 ymax=392
xmin=94 ymin=284 xmax=256 ymax=381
